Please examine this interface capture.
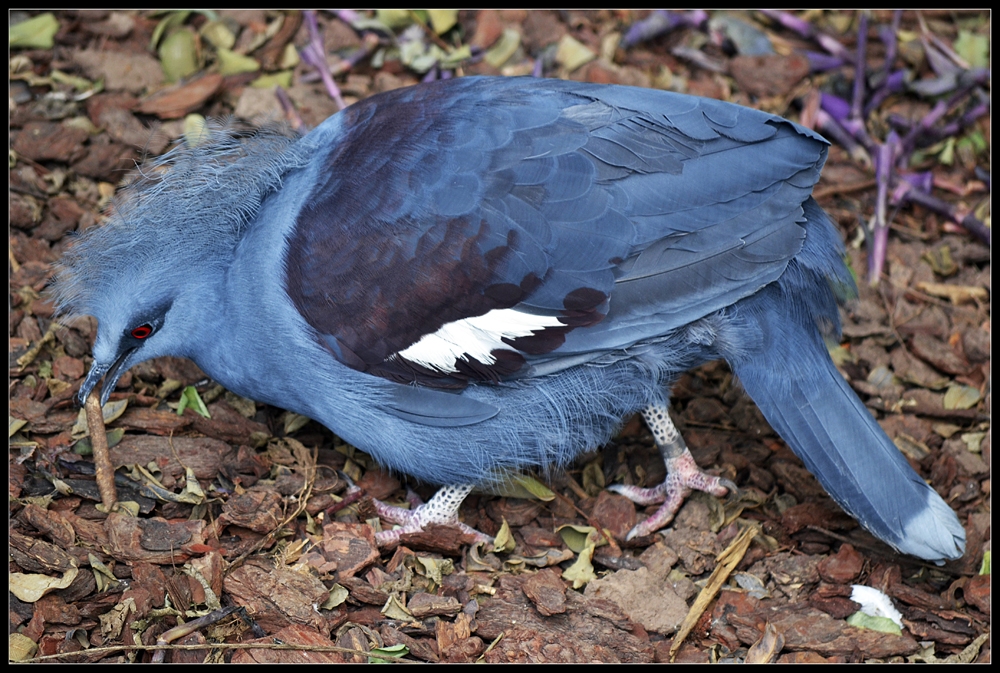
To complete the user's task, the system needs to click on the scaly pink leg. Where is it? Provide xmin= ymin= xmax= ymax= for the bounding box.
xmin=610 ymin=403 xmax=734 ymax=540
xmin=349 ymin=484 xmax=492 ymax=547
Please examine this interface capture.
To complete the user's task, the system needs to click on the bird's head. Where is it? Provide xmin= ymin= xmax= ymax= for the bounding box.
xmin=70 ymin=275 xmax=182 ymax=407
xmin=49 ymin=121 xmax=309 ymax=407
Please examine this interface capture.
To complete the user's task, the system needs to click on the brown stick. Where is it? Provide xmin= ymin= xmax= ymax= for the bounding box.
xmin=85 ymin=391 xmax=118 ymax=511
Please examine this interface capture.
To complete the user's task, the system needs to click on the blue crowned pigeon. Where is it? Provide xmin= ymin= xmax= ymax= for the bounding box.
xmin=53 ymin=76 xmax=965 ymax=562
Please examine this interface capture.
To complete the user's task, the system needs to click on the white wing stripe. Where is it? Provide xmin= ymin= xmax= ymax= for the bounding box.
xmin=394 ymin=309 xmax=564 ymax=373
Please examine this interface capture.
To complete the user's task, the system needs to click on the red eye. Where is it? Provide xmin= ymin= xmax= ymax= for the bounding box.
xmin=131 ymin=324 xmax=153 ymax=339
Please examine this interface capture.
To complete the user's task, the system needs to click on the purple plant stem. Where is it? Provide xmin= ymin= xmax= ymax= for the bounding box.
xmin=621 ymin=9 xmax=707 ymax=48
xmin=881 ymin=11 xmax=902 ymax=77
xmin=301 ymin=10 xmax=347 ymax=110
xmin=908 ymin=100 xmax=989 ymax=143
xmin=330 ymin=32 xmax=381 ymax=76
xmin=897 ymin=183 xmax=990 ymax=246
xmin=850 ymin=13 xmax=867 ymax=123
xmin=805 ymin=50 xmax=845 ymax=72
xmin=868 ymin=134 xmax=898 ymax=284
xmin=821 ymin=92 xmax=851 ymax=121
xmin=926 ymin=27 xmax=972 ymax=70
xmin=887 ymin=96 xmax=990 ymax=149
xmin=864 ymin=69 xmax=908 ymax=117
xmin=898 ymin=82 xmax=986 ymax=158
xmin=821 ymin=93 xmax=874 ymax=154
xmin=622 ymin=10 xmax=685 ymax=48
xmin=815 ymin=108 xmax=870 ymax=166
xmin=899 ymin=171 xmax=934 ymax=194
xmin=759 ymin=9 xmax=854 ymax=62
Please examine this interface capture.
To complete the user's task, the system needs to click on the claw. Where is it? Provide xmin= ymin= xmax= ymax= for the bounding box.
xmin=718 ymin=477 xmax=740 ymax=502
xmin=617 ymin=453 xmax=731 ymax=539
xmin=608 ymin=482 xmax=667 ymax=506
xmin=615 ymin=402 xmax=732 ymax=539
xmin=366 ymin=484 xmax=493 ymax=547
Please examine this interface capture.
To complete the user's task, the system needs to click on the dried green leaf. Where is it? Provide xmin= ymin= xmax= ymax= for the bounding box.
xmin=10 ymin=565 xmax=79 ymax=602
xmin=10 ymin=13 xmax=60 ymax=49
xmin=159 ymin=28 xmax=200 ymax=82
xmin=200 ymin=20 xmax=236 ymax=50
xmin=943 ymin=384 xmax=980 ymax=410
xmin=581 ymin=458 xmax=605 ymax=495
xmin=492 ymin=474 xmax=555 ymax=501
xmin=216 ymin=47 xmax=260 ymax=76
xmin=562 ymin=543 xmax=596 ymax=589
xmin=961 ymin=431 xmax=986 ymax=453
xmin=150 ymin=11 xmax=192 ymax=50
xmin=966 ymin=129 xmax=987 ymax=153
xmin=416 ymin=555 xmax=453 ymax=587
xmin=251 ymin=70 xmax=294 ymax=89
xmin=351 ymin=18 xmax=396 ymax=35
xmin=921 ymin=246 xmax=958 ymax=276
xmin=73 ymin=426 xmax=125 ymax=456
xmin=64 ymin=115 xmax=101 ymax=135
xmin=322 ymin=583 xmax=350 ymax=609
xmin=827 ymin=343 xmax=855 ymax=367
xmin=440 ymin=44 xmax=473 ymax=68
xmin=954 ymin=30 xmax=989 ymax=69
xmin=177 ymin=466 xmax=206 ymax=504
xmin=555 ymin=35 xmax=596 ymax=72
xmin=278 ymin=412 xmax=309 ymax=436
xmin=484 ymin=29 xmax=520 ymax=68
xmin=427 ymin=9 xmax=458 ymax=35
xmin=492 ymin=518 xmax=516 ymax=553
xmin=182 ymin=114 xmax=209 ymax=146
xmin=938 ymin=137 xmax=955 ymax=166
xmin=72 ymin=398 xmax=128 ymax=438
xmin=50 ymin=69 xmax=97 ymax=91
xmin=379 ymin=594 xmax=412 ymax=621
xmin=224 ymin=392 xmax=256 ymax=418
xmin=9 ymin=416 xmax=28 ymax=438
xmin=9 ymin=633 xmax=38 ymax=662
xmin=915 ymin=281 xmax=989 ymax=304
xmin=557 ymin=524 xmax=609 ymax=553
xmin=846 ymin=611 xmax=902 ymax=635
xmin=932 ymin=423 xmax=962 ymax=439
xmin=397 ymin=25 xmax=446 ymax=73
xmin=369 ymin=643 xmax=409 ymax=663
xmin=376 ymin=9 xmax=412 ymax=30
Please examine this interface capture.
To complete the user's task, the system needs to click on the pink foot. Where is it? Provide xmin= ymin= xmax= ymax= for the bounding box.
xmin=350 ymin=484 xmax=492 ymax=547
xmin=610 ymin=451 xmax=733 ymax=540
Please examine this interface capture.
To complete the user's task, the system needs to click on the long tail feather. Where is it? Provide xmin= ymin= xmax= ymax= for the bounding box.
xmin=731 ymin=288 xmax=966 ymax=562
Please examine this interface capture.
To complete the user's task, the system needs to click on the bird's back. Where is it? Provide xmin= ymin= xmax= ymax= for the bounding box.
xmin=285 ymin=77 xmax=837 ymax=387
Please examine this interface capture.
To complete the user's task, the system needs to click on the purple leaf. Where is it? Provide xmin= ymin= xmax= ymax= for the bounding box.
xmin=805 ymin=50 xmax=845 ymax=72
xmin=621 ymin=10 xmax=707 ymax=48
xmin=815 ymin=108 xmax=871 ymax=166
xmin=865 ymin=69 xmax=909 ymax=116
xmin=760 ymin=10 xmax=853 ymax=61
xmin=622 ymin=10 xmax=685 ymax=48
xmin=821 ymin=92 xmax=851 ymax=122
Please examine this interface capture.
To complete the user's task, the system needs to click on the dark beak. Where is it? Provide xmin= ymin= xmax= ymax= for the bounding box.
xmin=76 ymin=347 xmax=137 ymax=407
